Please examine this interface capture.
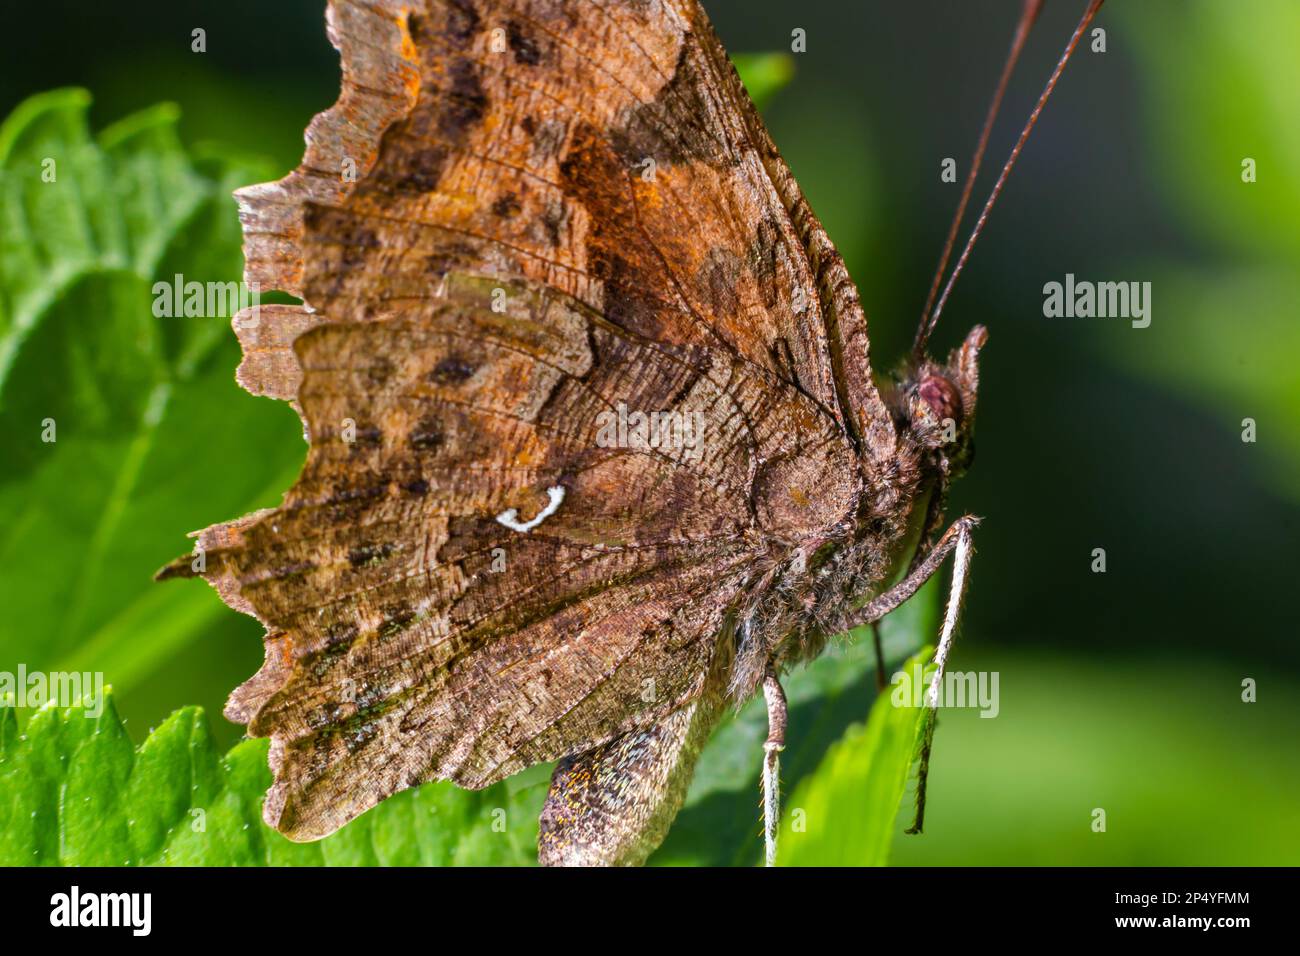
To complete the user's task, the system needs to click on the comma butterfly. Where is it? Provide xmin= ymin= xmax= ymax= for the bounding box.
xmin=161 ymin=0 xmax=1102 ymax=865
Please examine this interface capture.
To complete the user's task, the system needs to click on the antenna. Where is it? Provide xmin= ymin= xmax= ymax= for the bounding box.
xmin=914 ymin=0 xmax=1106 ymax=358
xmin=918 ymin=0 xmax=1044 ymax=344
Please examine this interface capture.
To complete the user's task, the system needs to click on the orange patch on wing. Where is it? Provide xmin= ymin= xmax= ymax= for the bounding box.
xmin=397 ymin=9 xmax=422 ymax=101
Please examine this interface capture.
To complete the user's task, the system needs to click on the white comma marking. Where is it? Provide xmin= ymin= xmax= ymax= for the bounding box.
xmin=495 ymin=485 xmax=566 ymax=533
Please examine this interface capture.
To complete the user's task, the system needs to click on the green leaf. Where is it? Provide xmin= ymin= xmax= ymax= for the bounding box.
xmin=0 ymin=91 xmax=305 ymax=722
xmin=732 ymin=53 xmax=796 ymax=112
xmin=0 ymin=689 xmax=546 ymax=866
xmin=776 ymin=647 xmax=934 ymax=866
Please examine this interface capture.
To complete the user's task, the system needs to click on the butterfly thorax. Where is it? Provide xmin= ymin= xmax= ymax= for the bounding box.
xmin=731 ymin=325 xmax=988 ymax=698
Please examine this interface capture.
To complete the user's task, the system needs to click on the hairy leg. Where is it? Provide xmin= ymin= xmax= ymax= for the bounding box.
xmin=841 ymin=516 xmax=979 ymax=832
xmin=762 ymin=666 xmax=787 ymax=867
xmin=907 ymin=516 xmax=975 ymax=832
xmin=841 ymin=516 xmax=979 ymax=633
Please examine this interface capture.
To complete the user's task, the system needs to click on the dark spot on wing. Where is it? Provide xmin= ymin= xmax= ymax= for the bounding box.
xmin=365 ymin=104 xmax=450 ymax=193
xmin=378 ymin=604 xmax=417 ymax=640
xmin=369 ymin=121 xmax=448 ymax=193
xmin=408 ymin=419 xmax=445 ymax=451
xmin=348 ymin=543 xmax=396 ymax=569
xmin=350 ymin=424 xmax=383 ymax=447
xmin=424 ymin=241 xmax=479 ymax=277
xmin=492 ymin=192 xmax=522 ymax=218
xmin=597 ymin=255 xmax=662 ymax=334
xmin=366 ymin=356 xmax=394 ymax=387
xmin=410 ymin=1 xmax=479 ymax=45
xmin=340 ymin=709 xmax=384 ymax=753
xmin=324 ymin=621 xmax=359 ymax=647
xmin=333 ymin=225 xmax=380 ymax=269
xmin=440 ymin=59 xmax=488 ymax=137
xmin=326 ymin=483 xmax=386 ymax=504
xmin=402 ymin=478 xmax=430 ymax=496
xmin=507 ymin=20 xmax=543 ymax=65
xmin=430 ymin=356 xmax=476 ymax=385
xmin=539 ymin=200 xmax=568 ymax=248
xmin=311 ymin=482 xmax=387 ymax=525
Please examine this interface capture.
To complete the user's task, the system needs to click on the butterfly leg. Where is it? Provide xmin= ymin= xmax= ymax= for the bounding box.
xmin=762 ymin=665 xmax=787 ymax=867
xmin=847 ymin=516 xmax=979 ymax=630
xmin=871 ymin=621 xmax=887 ymax=692
xmin=842 ymin=515 xmax=979 ymax=831
xmin=908 ymin=515 xmax=975 ymax=832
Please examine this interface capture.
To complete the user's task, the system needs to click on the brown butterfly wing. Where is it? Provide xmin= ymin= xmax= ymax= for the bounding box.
xmin=237 ymin=0 xmax=891 ymax=445
xmin=177 ymin=0 xmax=880 ymax=841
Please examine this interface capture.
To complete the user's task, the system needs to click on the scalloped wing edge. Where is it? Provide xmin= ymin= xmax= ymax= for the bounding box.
xmin=235 ymin=0 xmax=420 ymax=303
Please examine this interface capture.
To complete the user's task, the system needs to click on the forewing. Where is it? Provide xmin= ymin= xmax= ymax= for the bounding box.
xmin=237 ymin=0 xmax=890 ymax=445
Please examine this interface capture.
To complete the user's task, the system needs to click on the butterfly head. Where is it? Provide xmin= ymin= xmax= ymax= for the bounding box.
xmin=897 ymin=324 xmax=987 ymax=479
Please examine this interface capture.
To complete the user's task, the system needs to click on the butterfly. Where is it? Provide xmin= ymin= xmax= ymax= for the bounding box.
xmin=161 ymin=0 xmax=1102 ymax=865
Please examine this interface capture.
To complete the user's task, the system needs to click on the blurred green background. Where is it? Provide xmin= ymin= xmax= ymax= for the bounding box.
xmin=1 ymin=0 xmax=1296 ymax=865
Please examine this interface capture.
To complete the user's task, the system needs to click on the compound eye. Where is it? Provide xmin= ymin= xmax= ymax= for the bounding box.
xmin=918 ymin=374 xmax=963 ymax=424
